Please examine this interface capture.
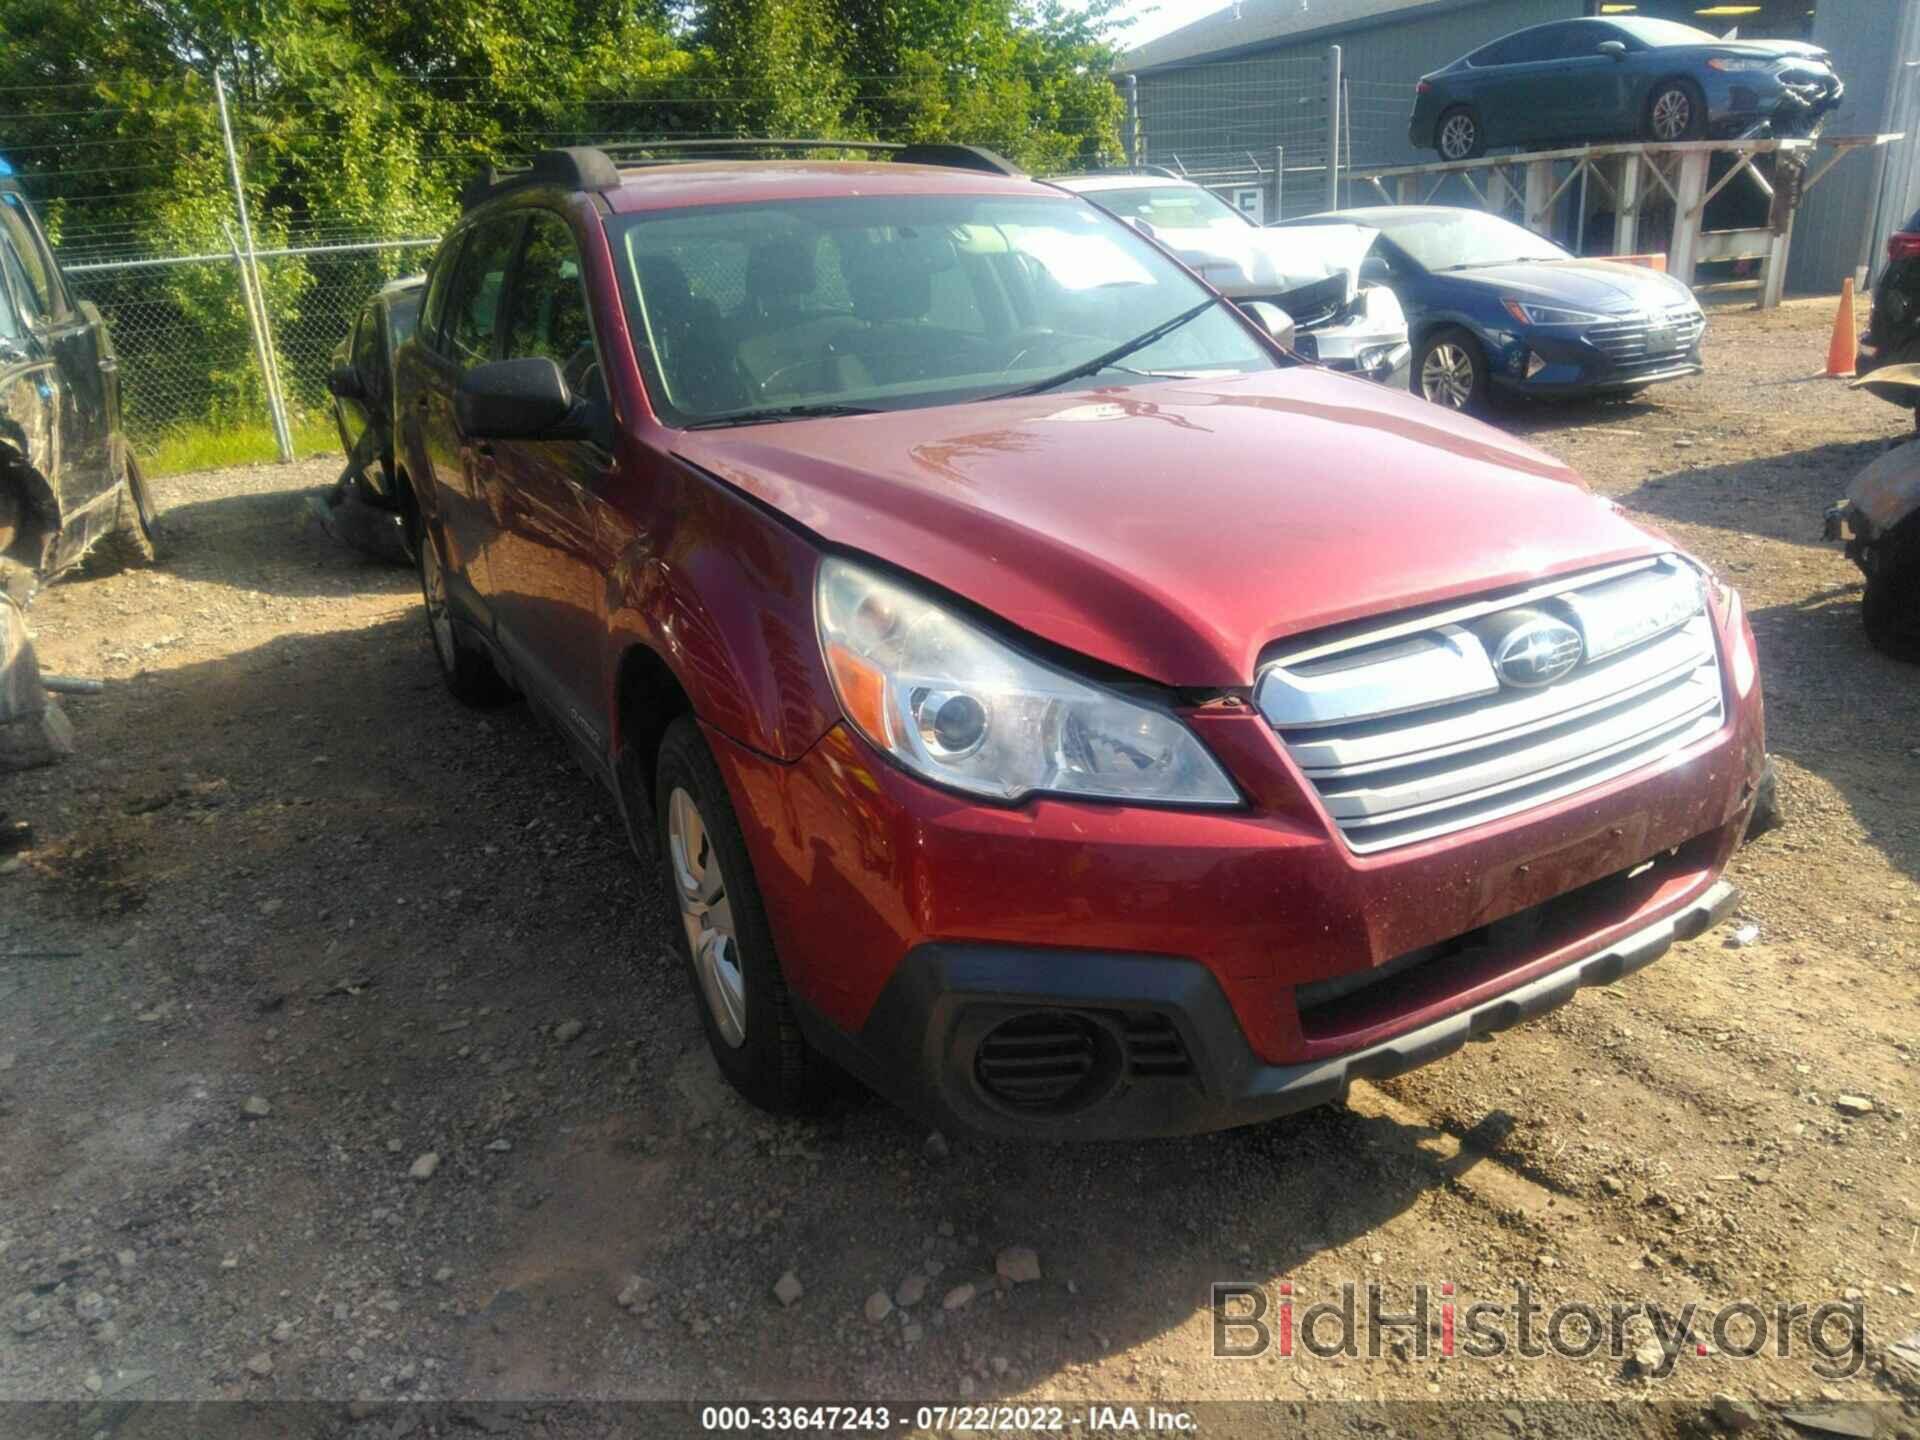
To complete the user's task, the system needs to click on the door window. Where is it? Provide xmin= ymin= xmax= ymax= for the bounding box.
xmin=443 ymin=218 xmax=523 ymax=369
xmin=501 ymin=212 xmax=606 ymax=406
xmin=0 ymin=194 xmax=56 ymax=323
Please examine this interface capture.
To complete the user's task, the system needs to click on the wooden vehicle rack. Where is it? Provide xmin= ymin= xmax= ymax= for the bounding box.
xmin=1351 ymin=134 xmax=1904 ymax=307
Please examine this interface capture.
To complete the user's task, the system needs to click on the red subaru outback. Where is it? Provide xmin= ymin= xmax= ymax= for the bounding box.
xmin=394 ymin=142 xmax=1766 ymax=1139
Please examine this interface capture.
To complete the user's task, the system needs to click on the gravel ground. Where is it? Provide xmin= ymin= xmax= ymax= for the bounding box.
xmin=1 ymin=297 xmax=1917 ymax=1438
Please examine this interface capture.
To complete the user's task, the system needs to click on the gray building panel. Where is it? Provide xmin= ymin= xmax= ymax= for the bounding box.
xmin=1787 ymin=0 xmax=1915 ymax=293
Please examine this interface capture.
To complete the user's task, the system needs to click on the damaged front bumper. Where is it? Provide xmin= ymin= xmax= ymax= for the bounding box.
xmin=1292 ymin=285 xmax=1413 ymax=388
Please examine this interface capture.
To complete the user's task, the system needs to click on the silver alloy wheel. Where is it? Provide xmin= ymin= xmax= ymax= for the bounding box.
xmin=1439 ymin=113 xmax=1477 ymax=160
xmin=420 ymin=531 xmax=457 ymax=672
xmin=1650 ymin=88 xmax=1692 ymax=141
xmin=667 ymin=785 xmax=746 ymax=1049
xmin=1420 ymin=342 xmax=1477 ymax=408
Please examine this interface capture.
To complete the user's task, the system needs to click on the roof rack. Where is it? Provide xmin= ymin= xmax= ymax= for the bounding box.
xmin=460 ymin=139 xmax=1025 ymax=210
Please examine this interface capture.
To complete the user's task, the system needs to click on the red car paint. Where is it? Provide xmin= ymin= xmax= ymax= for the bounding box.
xmin=397 ymin=159 xmax=1764 ymax=1138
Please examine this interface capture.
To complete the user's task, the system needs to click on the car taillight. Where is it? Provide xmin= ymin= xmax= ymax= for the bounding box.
xmin=1888 ymin=232 xmax=1920 ymax=262
xmin=1415 ymin=80 xmax=1432 ymax=94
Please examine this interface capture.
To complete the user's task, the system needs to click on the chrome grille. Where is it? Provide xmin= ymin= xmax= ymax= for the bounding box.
xmin=1585 ymin=304 xmax=1705 ymax=364
xmin=1257 ymin=559 xmax=1726 ymax=854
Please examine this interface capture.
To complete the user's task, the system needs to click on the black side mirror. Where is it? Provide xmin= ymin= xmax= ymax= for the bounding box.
xmin=456 ymin=357 xmax=589 ymax=441
xmin=1597 ymin=40 xmax=1627 ymax=60
xmin=327 ymin=362 xmax=365 ymax=401
xmin=1360 ymin=254 xmax=1393 ymax=283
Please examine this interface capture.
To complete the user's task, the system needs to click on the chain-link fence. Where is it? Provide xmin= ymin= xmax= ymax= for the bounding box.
xmin=64 ymin=238 xmax=437 ymax=467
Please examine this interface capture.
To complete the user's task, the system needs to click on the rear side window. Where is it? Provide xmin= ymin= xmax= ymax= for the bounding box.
xmin=443 ymin=218 xmax=523 ymax=368
xmin=1472 ymin=25 xmax=1560 ymax=65
xmin=0 ymin=194 xmax=56 ymax=321
xmin=501 ymin=211 xmax=605 ymax=405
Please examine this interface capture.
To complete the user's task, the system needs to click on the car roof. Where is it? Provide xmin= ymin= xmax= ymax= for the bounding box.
xmin=1049 ymin=174 xmax=1194 ymax=193
xmin=1280 ymin=205 xmax=1500 ymax=226
xmin=600 ymin=160 xmax=1053 ymax=215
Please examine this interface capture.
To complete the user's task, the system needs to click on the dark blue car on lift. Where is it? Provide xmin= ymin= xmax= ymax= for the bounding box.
xmin=1273 ymin=206 xmax=1706 ymax=411
xmin=1409 ymin=16 xmax=1844 ymax=161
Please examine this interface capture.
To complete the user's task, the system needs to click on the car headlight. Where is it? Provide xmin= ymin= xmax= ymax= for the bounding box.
xmin=1707 ymin=56 xmax=1775 ymax=72
xmin=815 ymin=558 xmax=1239 ymax=806
xmin=1502 ymin=298 xmax=1608 ymax=326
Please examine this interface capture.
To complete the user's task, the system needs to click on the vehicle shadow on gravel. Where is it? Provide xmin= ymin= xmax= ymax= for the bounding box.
xmin=1617 ymin=438 xmax=1901 ymax=549
xmin=3 ymin=612 xmax=1468 ymax=1400
xmin=1739 ymin=582 xmax=1920 ymax=889
xmin=104 ymin=486 xmax=418 ymax=600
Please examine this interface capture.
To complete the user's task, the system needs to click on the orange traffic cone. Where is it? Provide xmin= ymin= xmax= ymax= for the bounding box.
xmin=1826 ymin=277 xmax=1858 ymax=378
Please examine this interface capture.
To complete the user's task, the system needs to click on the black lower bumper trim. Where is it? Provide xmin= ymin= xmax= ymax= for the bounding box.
xmin=795 ymin=880 xmax=1738 ymax=1140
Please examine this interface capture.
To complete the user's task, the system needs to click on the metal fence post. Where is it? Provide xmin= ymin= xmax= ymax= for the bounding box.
xmin=1123 ymin=74 xmax=1139 ymax=168
xmin=1274 ymin=145 xmax=1285 ymax=221
xmin=1326 ymin=45 xmax=1343 ymax=211
xmin=214 ymin=73 xmax=294 ymax=463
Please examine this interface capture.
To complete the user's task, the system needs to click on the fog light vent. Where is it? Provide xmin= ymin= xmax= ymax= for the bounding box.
xmin=974 ymin=1011 xmax=1109 ymax=1112
xmin=1121 ymin=1013 xmax=1193 ymax=1078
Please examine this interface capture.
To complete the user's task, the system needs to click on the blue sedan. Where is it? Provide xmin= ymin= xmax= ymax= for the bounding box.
xmin=1409 ymin=16 xmax=1843 ymax=160
xmin=1274 ymin=206 xmax=1705 ymax=411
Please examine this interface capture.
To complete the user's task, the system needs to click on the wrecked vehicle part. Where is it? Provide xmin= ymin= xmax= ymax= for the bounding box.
xmin=0 ymin=592 xmax=71 ymax=770
xmin=1856 ymin=220 xmax=1920 ymax=425
xmin=1049 ymin=177 xmax=1411 ymax=386
xmin=1826 ymin=432 xmax=1920 ymax=661
xmin=329 ymin=273 xmax=426 ymax=517
xmin=305 ymin=461 xmax=409 ymax=565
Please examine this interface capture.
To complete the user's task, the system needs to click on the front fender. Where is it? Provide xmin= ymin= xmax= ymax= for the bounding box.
xmin=603 ymin=454 xmax=837 ymax=767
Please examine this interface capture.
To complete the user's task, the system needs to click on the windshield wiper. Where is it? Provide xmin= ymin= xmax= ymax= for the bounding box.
xmin=683 ymin=402 xmax=884 ymax=430
xmin=989 ymin=298 xmax=1221 ymax=400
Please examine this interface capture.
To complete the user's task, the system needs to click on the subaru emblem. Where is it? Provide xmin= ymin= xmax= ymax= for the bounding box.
xmin=1490 ymin=616 xmax=1583 ymax=688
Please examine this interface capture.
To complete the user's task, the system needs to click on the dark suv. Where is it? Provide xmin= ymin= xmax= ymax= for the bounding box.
xmin=394 ymin=142 xmax=1762 ymax=1140
xmin=0 ymin=163 xmax=155 ymax=764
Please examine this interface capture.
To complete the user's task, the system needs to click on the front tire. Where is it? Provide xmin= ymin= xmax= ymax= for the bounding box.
xmin=1435 ymin=107 xmax=1485 ymax=161
xmin=655 ymin=714 xmax=825 ymax=1114
xmin=1645 ymin=80 xmax=1707 ymax=142
xmin=1414 ymin=327 xmax=1488 ymax=411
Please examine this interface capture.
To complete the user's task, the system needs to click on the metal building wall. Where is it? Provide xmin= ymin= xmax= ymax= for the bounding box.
xmin=1786 ymin=0 xmax=1916 ymax=294
xmin=1131 ymin=0 xmax=1578 ymax=217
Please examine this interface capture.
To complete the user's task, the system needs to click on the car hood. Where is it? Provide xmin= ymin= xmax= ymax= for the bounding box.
xmin=1710 ymin=39 xmax=1829 ymax=61
xmin=1437 ymin=259 xmax=1692 ymax=314
xmin=1154 ymin=223 xmax=1377 ymax=304
xmin=672 ymin=368 xmax=1667 ymax=688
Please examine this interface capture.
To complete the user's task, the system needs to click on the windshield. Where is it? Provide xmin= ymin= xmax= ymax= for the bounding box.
xmin=1607 ymin=17 xmax=1718 ymax=46
xmin=1377 ymin=210 xmax=1569 ymax=272
xmin=1077 ymin=184 xmax=1253 ymax=235
xmin=611 ymin=193 xmax=1275 ymax=426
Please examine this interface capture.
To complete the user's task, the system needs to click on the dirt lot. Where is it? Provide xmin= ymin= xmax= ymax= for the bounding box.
xmin=2 ymin=297 xmax=1917 ymax=1435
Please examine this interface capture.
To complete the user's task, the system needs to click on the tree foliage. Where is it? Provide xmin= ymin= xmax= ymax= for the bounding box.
xmin=0 ymin=0 xmax=1123 ymax=424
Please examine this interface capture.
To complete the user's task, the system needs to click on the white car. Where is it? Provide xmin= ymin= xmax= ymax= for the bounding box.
xmin=1049 ymin=172 xmax=1411 ymax=388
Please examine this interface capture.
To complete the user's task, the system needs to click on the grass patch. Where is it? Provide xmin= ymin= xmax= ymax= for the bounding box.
xmin=140 ymin=415 xmax=341 ymax=477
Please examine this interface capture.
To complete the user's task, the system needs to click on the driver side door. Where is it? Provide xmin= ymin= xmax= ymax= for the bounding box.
xmin=482 ymin=209 xmax=616 ymax=760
